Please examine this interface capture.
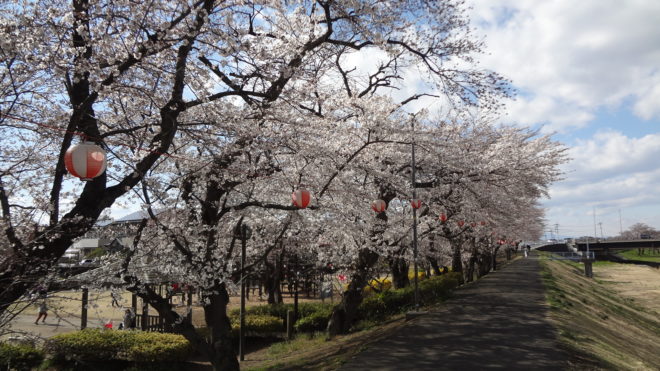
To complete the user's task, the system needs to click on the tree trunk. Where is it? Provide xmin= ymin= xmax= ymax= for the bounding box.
xmin=203 ymin=284 xmax=239 ymax=371
xmin=127 ymin=282 xmax=235 ymax=371
xmin=476 ymin=251 xmax=491 ymax=278
xmin=265 ymin=249 xmax=284 ymax=304
xmin=450 ymin=239 xmax=464 ymax=284
xmin=464 ymin=255 xmax=476 ymax=283
xmin=327 ymin=247 xmax=379 ymax=336
xmin=492 ymin=246 xmax=500 ymax=271
xmin=388 ymin=256 xmax=410 ymax=289
xmin=428 ymin=256 xmax=441 ymax=276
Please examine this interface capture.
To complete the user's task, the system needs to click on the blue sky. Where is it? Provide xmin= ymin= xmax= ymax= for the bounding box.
xmin=468 ymin=0 xmax=660 ymax=238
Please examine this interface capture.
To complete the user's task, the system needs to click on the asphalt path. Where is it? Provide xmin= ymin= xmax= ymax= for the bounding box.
xmin=341 ymin=253 xmax=568 ymax=370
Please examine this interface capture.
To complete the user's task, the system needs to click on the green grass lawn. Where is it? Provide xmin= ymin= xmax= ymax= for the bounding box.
xmin=617 ymin=249 xmax=660 ymax=263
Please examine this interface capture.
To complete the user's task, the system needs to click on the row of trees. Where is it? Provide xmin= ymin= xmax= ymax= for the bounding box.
xmin=0 ymin=1 xmax=565 ymax=370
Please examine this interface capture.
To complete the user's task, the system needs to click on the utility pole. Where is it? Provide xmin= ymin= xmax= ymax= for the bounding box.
xmin=593 ymin=207 xmax=597 ymax=239
xmin=598 ymin=222 xmax=603 ymax=238
xmin=554 ymin=223 xmax=559 ymax=238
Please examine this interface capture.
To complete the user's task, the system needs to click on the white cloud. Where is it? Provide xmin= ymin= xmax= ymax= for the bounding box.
xmin=542 ymin=131 xmax=660 ymax=236
xmin=469 ymin=0 xmax=660 ymax=131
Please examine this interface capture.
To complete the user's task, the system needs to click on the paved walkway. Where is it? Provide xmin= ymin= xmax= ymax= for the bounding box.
xmin=341 ymin=253 xmax=568 ymax=370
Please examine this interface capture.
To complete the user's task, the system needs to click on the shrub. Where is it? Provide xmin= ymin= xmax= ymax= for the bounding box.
xmin=0 ymin=342 xmax=44 ymax=371
xmin=45 ymin=329 xmax=192 ymax=363
xmin=363 ymin=278 xmax=392 ymax=295
xmin=294 ymin=306 xmax=333 ymax=332
xmin=408 ymin=271 xmax=427 ymax=281
xmin=357 ymin=273 xmax=461 ymax=321
xmin=297 ymin=302 xmax=333 ymax=319
xmin=231 ymin=315 xmax=284 ymax=335
xmin=230 ymin=302 xmax=333 ymax=323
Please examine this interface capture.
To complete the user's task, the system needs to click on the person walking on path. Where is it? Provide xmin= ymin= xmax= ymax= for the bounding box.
xmin=111 ymin=291 xmax=121 ymax=308
xmin=121 ymin=308 xmax=135 ymax=330
xmin=35 ymin=301 xmax=48 ymax=324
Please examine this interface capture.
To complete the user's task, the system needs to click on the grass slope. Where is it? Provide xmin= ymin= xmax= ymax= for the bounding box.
xmin=540 ymin=259 xmax=660 ymax=370
xmin=617 ymin=249 xmax=660 ymax=263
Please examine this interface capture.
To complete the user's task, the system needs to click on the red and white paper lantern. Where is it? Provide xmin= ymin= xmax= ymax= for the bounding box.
xmin=64 ymin=142 xmax=107 ymax=181
xmin=410 ymin=199 xmax=422 ymax=209
xmin=291 ymin=189 xmax=311 ymax=208
xmin=439 ymin=213 xmax=447 ymax=223
xmin=457 ymin=220 xmax=465 ymax=227
xmin=371 ymin=199 xmax=387 ymax=213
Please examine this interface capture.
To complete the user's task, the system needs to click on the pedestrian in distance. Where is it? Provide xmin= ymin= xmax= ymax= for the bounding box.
xmin=111 ymin=291 xmax=120 ymax=308
xmin=122 ymin=308 xmax=135 ymax=330
xmin=35 ymin=301 xmax=48 ymax=324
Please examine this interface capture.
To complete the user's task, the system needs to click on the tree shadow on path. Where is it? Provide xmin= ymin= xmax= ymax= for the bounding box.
xmin=341 ymin=254 xmax=568 ymax=370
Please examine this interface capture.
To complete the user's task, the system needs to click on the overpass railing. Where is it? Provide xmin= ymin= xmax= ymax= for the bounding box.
xmin=549 ymin=251 xmax=594 ymax=261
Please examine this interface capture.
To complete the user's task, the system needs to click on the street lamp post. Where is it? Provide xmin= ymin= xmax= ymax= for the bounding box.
xmin=237 ymin=223 xmax=251 ymax=362
xmin=411 ymin=121 xmax=420 ymax=310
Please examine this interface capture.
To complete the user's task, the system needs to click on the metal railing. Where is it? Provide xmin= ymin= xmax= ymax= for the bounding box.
xmin=548 ymin=251 xmax=595 ymax=261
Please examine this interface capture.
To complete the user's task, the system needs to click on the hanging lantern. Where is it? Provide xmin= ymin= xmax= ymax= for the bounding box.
xmin=291 ymin=189 xmax=311 ymax=208
xmin=470 ymin=222 xmax=477 ymax=228
xmin=481 ymin=221 xmax=487 ymax=226
xmin=410 ymin=199 xmax=422 ymax=209
xmin=457 ymin=220 xmax=465 ymax=227
xmin=439 ymin=213 xmax=447 ymax=223
xmin=371 ymin=199 xmax=387 ymax=213
xmin=64 ymin=142 xmax=107 ymax=181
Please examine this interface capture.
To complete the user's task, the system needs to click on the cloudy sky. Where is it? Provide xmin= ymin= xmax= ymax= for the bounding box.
xmin=467 ymin=0 xmax=660 ymax=238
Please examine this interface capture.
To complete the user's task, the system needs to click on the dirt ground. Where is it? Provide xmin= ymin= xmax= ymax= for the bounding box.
xmin=593 ymin=264 xmax=660 ymax=313
xmin=18 ymin=288 xmax=333 ymax=328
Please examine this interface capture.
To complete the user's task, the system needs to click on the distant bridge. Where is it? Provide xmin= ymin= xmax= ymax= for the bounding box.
xmin=536 ymin=239 xmax=660 ymax=268
xmin=573 ymin=239 xmax=659 ymax=252
xmin=536 ymin=239 xmax=660 ymax=253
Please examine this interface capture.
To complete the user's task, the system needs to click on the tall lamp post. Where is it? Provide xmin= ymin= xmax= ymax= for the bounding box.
xmin=410 ymin=121 xmax=420 ymax=310
xmin=236 ymin=222 xmax=252 ymax=362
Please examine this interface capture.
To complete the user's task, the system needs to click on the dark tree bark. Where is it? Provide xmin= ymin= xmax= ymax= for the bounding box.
xmin=327 ymin=247 xmax=379 ymax=336
xmin=389 ymin=256 xmax=410 ymax=289
xmin=492 ymin=245 xmax=501 ymax=271
xmin=428 ymin=256 xmax=442 ymax=276
xmin=450 ymin=238 xmax=464 ymax=284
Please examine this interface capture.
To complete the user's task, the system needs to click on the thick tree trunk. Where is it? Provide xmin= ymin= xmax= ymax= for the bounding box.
xmin=428 ymin=256 xmax=441 ymax=276
xmin=327 ymin=247 xmax=379 ymax=336
xmin=450 ymin=239 xmax=464 ymax=284
xmin=127 ymin=282 xmax=234 ymax=371
xmin=388 ymin=256 xmax=410 ymax=289
xmin=476 ymin=251 xmax=491 ymax=278
xmin=203 ymin=284 xmax=239 ymax=371
xmin=492 ymin=246 xmax=501 ymax=271
xmin=464 ymin=255 xmax=476 ymax=283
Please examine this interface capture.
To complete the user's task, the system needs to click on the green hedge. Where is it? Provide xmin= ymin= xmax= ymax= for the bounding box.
xmin=228 ymin=302 xmax=334 ymax=333
xmin=358 ymin=273 xmax=461 ymax=320
xmin=229 ymin=302 xmax=333 ymax=322
xmin=293 ymin=306 xmax=333 ymax=332
xmin=45 ymin=329 xmax=192 ymax=363
xmin=230 ymin=315 xmax=284 ymax=334
xmin=0 ymin=342 xmax=44 ymax=371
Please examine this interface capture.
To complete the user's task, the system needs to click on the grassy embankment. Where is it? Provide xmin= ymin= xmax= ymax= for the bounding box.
xmin=617 ymin=249 xmax=660 ymax=263
xmin=540 ymin=258 xmax=660 ymax=370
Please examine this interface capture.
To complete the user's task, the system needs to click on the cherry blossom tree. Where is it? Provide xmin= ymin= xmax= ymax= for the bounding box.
xmin=1 ymin=0 xmax=515 ymax=368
